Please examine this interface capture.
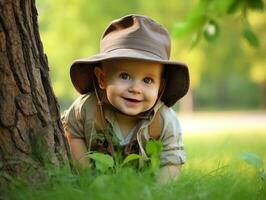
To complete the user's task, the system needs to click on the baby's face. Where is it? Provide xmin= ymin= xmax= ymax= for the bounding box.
xmin=95 ymin=59 xmax=163 ymax=116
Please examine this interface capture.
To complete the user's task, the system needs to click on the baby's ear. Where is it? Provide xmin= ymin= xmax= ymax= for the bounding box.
xmin=94 ymin=67 xmax=106 ymax=89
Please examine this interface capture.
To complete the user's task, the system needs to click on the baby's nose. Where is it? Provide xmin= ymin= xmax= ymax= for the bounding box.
xmin=128 ymin=82 xmax=141 ymax=94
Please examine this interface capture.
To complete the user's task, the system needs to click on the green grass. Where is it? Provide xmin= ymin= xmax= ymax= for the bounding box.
xmin=184 ymin=131 xmax=266 ymax=170
xmin=1 ymin=131 xmax=266 ymax=200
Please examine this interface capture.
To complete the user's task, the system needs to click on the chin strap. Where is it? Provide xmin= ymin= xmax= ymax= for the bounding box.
xmin=93 ymin=77 xmax=115 ymax=156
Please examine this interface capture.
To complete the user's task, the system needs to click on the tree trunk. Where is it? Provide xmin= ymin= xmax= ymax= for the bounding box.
xmin=0 ymin=0 xmax=70 ymax=184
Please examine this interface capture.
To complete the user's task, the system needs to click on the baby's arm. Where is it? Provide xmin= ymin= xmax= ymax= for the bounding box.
xmin=157 ymin=164 xmax=182 ymax=184
xmin=156 ymin=108 xmax=185 ymax=184
xmin=65 ymin=131 xmax=92 ymax=170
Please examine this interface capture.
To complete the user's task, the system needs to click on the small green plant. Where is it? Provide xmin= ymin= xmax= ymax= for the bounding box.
xmin=121 ymin=153 xmax=142 ymax=167
xmin=86 ymin=152 xmax=115 ymax=173
xmin=240 ymin=152 xmax=266 ymax=181
xmin=85 ymin=152 xmax=142 ymax=173
xmin=145 ymin=139 xmax=163 ymax=173
xmin=240 ymin=152 xmax=266 ymax=199
xmin=85 ymin=139 xmax=163 ymax=174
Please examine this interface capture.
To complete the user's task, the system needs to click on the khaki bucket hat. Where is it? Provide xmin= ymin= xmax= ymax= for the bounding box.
xmin=70 ymin=14 xmax=189 ymax=107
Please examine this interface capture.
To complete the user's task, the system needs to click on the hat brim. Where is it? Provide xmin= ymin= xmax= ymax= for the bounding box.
xmin=70 ymin=48 xmax=189 ymax=107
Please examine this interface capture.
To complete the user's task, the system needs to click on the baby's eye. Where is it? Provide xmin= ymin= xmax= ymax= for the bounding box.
xmin=143 ymin=77 xmax=154 ymax=84
xmin=119 ymin=73 xmax=130 ymax=80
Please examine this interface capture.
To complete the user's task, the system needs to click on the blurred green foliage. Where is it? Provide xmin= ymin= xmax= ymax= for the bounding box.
xmin=36 ymin=0 xmax=266 ymax=111
xmin=173 ymin=0 xmax=264 ymax=47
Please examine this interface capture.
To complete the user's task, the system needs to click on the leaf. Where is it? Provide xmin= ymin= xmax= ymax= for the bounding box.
xmin=209 ymin=0 xmax=229 ymax=14
xmin=150 ymin=156 xmax=160 ymax=171
xmin=145 ymin=140 xmax=163 ymax=156
xmin=190 ymin=31 xmax=202 ymax=49
xmin=227 ymin=0 xmax=244 ymax=14
xmin=243 ymin=25 xmax=259 ymax=47
xmin=246 ymin=0 xmax=264 ymax=11
xmin=121 ymin=154 xmax=142 ymax=167
xmin=240 ymin=152 xmax=264 ymax=170
xmin=203 ymin=20 xmax=219 ymax=42
xmin=145 ymin=140 xmax=163 ymax=171
xmin=187 ymin=1 xmax=208 ymax=28
xmin=173 ymin=22 xmax=191 ymax=38
xmin=86 ymin=152 xmax=114 ymax=172
xmin=173 ymin=1 xmax=207 ymax=38
xmin=259 ymin=171 xmax=266 ymax=181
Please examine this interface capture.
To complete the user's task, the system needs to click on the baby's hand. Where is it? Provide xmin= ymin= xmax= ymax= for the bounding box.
xmin=156 ymin=165 xmax=181 ymax=185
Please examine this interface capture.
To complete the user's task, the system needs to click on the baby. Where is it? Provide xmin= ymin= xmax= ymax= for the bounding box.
xmin=62 ymin=14 xmax=189 ymax=184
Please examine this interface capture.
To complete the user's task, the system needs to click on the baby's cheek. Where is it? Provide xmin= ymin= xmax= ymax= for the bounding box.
xmin=105 ymin=86 xmax=115 ymax=99
xmin=145 ymin=90 xmax=159 ymax=104
xmin=148 ymin=87 xmax=160 ymax=96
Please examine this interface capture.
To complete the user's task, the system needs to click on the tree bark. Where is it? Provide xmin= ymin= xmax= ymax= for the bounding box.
xmin=0 ymin=0 xmax=70 ymax=184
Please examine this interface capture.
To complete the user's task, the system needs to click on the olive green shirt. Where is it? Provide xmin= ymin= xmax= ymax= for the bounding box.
xmin=62 ymin=92 xmax=185 ymax=166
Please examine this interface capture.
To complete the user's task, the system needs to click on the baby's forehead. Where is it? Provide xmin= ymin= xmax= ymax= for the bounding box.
xmin=102 ymin=59 xmax=164 ymax=74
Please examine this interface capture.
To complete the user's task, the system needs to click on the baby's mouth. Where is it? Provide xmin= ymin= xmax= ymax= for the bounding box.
xmin=123 ymin=97 xmax=142 ymax=103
